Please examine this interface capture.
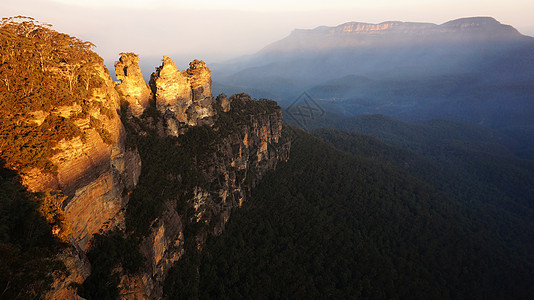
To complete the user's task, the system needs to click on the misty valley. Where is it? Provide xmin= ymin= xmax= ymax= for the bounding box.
xmin=1 ymin=16 xmax=533 ymax=299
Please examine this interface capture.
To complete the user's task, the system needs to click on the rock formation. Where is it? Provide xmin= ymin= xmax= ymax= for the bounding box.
xmin=150 ymin=56 xmax=192 ymax=119
xmin=0 ymin=20 xmax=289 ymax=298
xmin=22 ymin=62 xmax=142 ymax=251
xmin=12 ymin=59 xmax=144 ymax=299
xmin=115 ymin=52 xmax=152 ymax=117
xmin=150 ymin=56 xmax=215 ymax=135
xmin=216 ymin=93 xmax=231 ymax=112
xmin=113 ymin=55 xmax=289 ymax=297
xmin=186 ymin=59 xmax=212 ymax=101
xmin=37 ymin=54 xmax=286 ymax=299
xmin=116 ymin=93 xmax=289 ymax=298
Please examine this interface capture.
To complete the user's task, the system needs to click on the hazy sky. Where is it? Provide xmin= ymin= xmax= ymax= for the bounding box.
xmin=2 ymin=0 xmax=534 ymax=72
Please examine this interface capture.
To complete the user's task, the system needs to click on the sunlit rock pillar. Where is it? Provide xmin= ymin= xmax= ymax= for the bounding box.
xmin=115 ymin=52 xmax=152 ymax=117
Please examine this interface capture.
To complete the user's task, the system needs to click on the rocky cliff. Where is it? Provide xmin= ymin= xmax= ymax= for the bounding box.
xmin=7 ymin=37 xmax=143 ymax=300
xmin=115 ymin=53 xmax=152 ymax=117
xmin=110 ymin=89 xmax=289 ymax=298
xmin=273 ymin=17 xmax=526 ymax=49
xmin=149 ymin=56 xmax=215 ymax=135
xmin=0 ymin=18 xmax=289 ymax=299
xmin=20 ymin=61 xmax=142 ymax=251
xmin=76 ymin=58 xmax=289 ymax=299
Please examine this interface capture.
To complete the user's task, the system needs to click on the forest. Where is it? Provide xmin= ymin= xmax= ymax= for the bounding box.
xmin=0 ymin=161 xmax=67 ymax=299
xmin=1 ymin=15 xmax=533 ymax=299
xmin=165 ymin=125 xmax=534 ymax=299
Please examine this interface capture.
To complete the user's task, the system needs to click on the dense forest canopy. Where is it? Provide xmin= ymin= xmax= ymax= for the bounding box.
xmin=1 ymin=15 xmax=532 ymax=299
xmin=0 ymin=16 xmax=108 ymax=173
xmin=167 ymin=126 xmax=534 ymax=299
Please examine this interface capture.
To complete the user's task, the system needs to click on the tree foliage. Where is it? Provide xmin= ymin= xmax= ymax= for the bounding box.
xmin=78 ymin=230 xmax=144 ymax=300
xmin=170 ymin=126 xmax=534 ymax=299
xmin=0 ymin=161 xmax=67 ymax=299
xmin=0 ymin=16 xmax=107 ymax=173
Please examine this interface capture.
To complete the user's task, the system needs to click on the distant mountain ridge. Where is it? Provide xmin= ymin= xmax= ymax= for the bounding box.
xmin=212 ymin=17 xmax=534 ymax=152
xmin=213 ymin=16 xmax=534 ymax=95
xmin=261 ymin=17 xmax=527 ymax=53
xmin=302 ymin=17 xmax=520 ymax=36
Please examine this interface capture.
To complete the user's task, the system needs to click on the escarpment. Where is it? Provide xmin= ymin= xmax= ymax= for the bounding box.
xmin=110 ymin=89 xmax=290 ymax=298
xmin=18 ymin=61 xmax=143 ymax=257
xmin=82 ymin=57 xmax=289 ymax=299
xmin=0 ymin=18 xmax=290 ymax=299
xmin=0 ymin=18 xmax=144 ymax=299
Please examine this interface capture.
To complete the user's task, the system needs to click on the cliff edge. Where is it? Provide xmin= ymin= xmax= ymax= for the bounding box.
xmin=0 ymin=17 xmax=290 ymax=299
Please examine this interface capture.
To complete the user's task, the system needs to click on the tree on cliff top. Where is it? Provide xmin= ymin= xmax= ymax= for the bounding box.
xmin=0 ymin=16 xmax=107 ymax=173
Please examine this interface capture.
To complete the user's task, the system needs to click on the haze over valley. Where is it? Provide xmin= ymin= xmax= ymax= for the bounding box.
xmin=1 ymin=1 xmax=533 ymax=298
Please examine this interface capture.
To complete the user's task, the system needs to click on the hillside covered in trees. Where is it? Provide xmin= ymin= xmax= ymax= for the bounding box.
xmin=1 ymin=15 xmax=533 ymax=299
xmin=0 ymin=16 xmax=111 ymax=173
xmin=168 ymin=126 xmax=534 ymax=299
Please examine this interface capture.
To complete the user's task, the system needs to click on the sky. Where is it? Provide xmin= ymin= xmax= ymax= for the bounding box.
xmin=2 ymin=0 xmax=534 ymax=73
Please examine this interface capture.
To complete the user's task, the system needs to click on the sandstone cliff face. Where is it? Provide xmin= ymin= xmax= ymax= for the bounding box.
xmin=117 ymin=93 xmax=289 ymax=298
xmin=115 ymin=53 xmax=152 ymax=117
xmin=150 ymin=56 xmax=192 ymax=120
xmin=186 ymin=59 xmax=212 ymax=102
xmin=124 ymin=201 xmax=185 ymax=299
xmin=1 ymin=19 xmax=290 ymax=299
xmin=45 ymin=247 xmax=91 ymax=300
xmin=174 ymin=95 xmax=288 ymax=237
xmin=22 ymin=62 xmax=141 ymax=250
xmin=17 ymin=62 xmax=142 ymax=299
xmin=8 ymin=47 xmax=287 ymax=299
xmin=149 ymin=56 xmax=215 ymax=134
xmin=189 ymin=99 xmax=289 ymax=236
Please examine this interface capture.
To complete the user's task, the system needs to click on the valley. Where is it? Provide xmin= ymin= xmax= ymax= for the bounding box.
xmin=0 ymin=14 xmax=533 ymax=299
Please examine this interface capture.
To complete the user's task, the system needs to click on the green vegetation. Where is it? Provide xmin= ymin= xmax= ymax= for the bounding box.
xmin=312 ymin=122 xmax=534 ymax=298
xmin=5 ymin=15 xmax=530 ymax=299
xmin=78 ymin=230 xmax=144 ymax=300
xmin=0 ymin=161 xmax=67 ymax=299
xmin=0 ymin=17 xmax=119 ymax=298
xmin=169 ymin=126 xmax=533 ymax=299
xmin=313 ymin=126 xmax=534 ymax=259
xmin=214 ymin=93 xmax=279 ymax=135
xmin=324 ymin=116 xmax=534 ymax=215
xmin=31 ymin=190 xmax=72 ymax=243
xmin=123 ymin=93 xmax=281 ymax=237
xmin=78 ymin=104 xmax=217 ymax=299
xmin=0 ymin=16 xmax=109 ymax=173
xmin=121 ymin=107 xmax=212 ymax=237
xmin=80 ymin=94 xmax=283 ymax=298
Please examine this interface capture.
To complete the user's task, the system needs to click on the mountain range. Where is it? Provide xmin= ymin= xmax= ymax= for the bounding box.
xmin=213 ymin=17 xmax=534 ymax=151
xmin=1 ymin=16 xmax=533 ymax=299
xmin=214 ymin=17 xmax=534 ymax=88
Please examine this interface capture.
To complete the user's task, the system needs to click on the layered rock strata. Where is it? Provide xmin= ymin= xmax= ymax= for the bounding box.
xmin=22 ymin=63 xmax=141 ymax=251
xmin=17 ymin=62 xmax=143 ymax=299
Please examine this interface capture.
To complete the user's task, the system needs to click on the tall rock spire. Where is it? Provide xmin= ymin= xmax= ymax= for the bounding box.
xmin=150 ymin=55 xmax=192 ymax=123
xmin=114 ymin=52 xmax=152 ymax=117
xmin=150 ymin=56 xmax=215 ymax=135
xmin=187 ymin=59 xmax=212 ymax=101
